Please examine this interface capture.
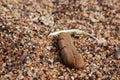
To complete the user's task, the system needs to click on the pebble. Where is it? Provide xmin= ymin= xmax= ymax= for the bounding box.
xmin=33 ymin=77 xmax=38 ymax=80
xmin=96 ymin=71 xmax=103 ymax=78
xmin=114 ymin=48 xmax=120 ymax=59
xmin=46 ymin=46 xmax=52 ymax=51
xmin=70 ymin=76 xmax=74 ymax=80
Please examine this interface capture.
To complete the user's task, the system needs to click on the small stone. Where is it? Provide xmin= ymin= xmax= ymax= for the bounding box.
xmin=96 ymin=71 xmax=102 ymax=78
xmin=40 ymin=26 xmax=47 ymax=33
xmin=48 ymin=58 xmax=54 ymax=64
xmin=39 ymin=54 xmax=44 ymax=59
xmin=46 ymin=46 xmax=52 ymax=50
xmin=87 ymin=54 xmax=93 ymax=59
xmin=97 ymin=0 xmax=103 ymax=5
xmin=114 ymin=48 xmax=120 ymax=59
xmin=49 ymin=64 xmax=54 ymax=69
xmin=71 ymin=76 xmax=74 ymax=80
xmin=20 ymin=50 xmax=28 ymax=62
xmin=33 ymin=77 xmax=38 ymax=80
xmin=1 ymin=25 xmax=10 ymax=31
xmin=99 ymin=38 xmax=107 ymax=44
xmin=95 ymin=55 xmax=101 ymax=60
xmin=0 ymin=58 xmax=3 ymax=66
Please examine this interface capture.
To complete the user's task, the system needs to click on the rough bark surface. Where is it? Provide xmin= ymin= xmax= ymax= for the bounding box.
xmin=58 ymin=33 xmax=84 ymax=69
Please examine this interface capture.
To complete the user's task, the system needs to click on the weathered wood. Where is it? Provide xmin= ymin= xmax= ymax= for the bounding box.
xmin=58 ymin=32 xmax=84 ymax=69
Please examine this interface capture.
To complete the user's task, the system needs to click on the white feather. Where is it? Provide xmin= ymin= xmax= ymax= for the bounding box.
xmin=49 ymin=29 xmax=84 ymax=36
xmin=49 ymin=29 xmax=100 ymax=43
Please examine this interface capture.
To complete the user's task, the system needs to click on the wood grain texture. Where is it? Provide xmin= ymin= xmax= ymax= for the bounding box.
xmin=58 ymin=33 xmax=84 ymax=69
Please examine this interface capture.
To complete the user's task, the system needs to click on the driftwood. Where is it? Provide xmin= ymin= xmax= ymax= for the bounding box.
xmin=49 ymin=29 xmax=100 ymax=69
xmin=58 ymin=32 xmax=84 ymax=69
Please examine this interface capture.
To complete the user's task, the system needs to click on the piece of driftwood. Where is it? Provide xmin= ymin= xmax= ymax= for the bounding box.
xmin=58 ymin=32 xmax=84 ymax=69
xmin=49 ymin=29 xmax=101 ymax=69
